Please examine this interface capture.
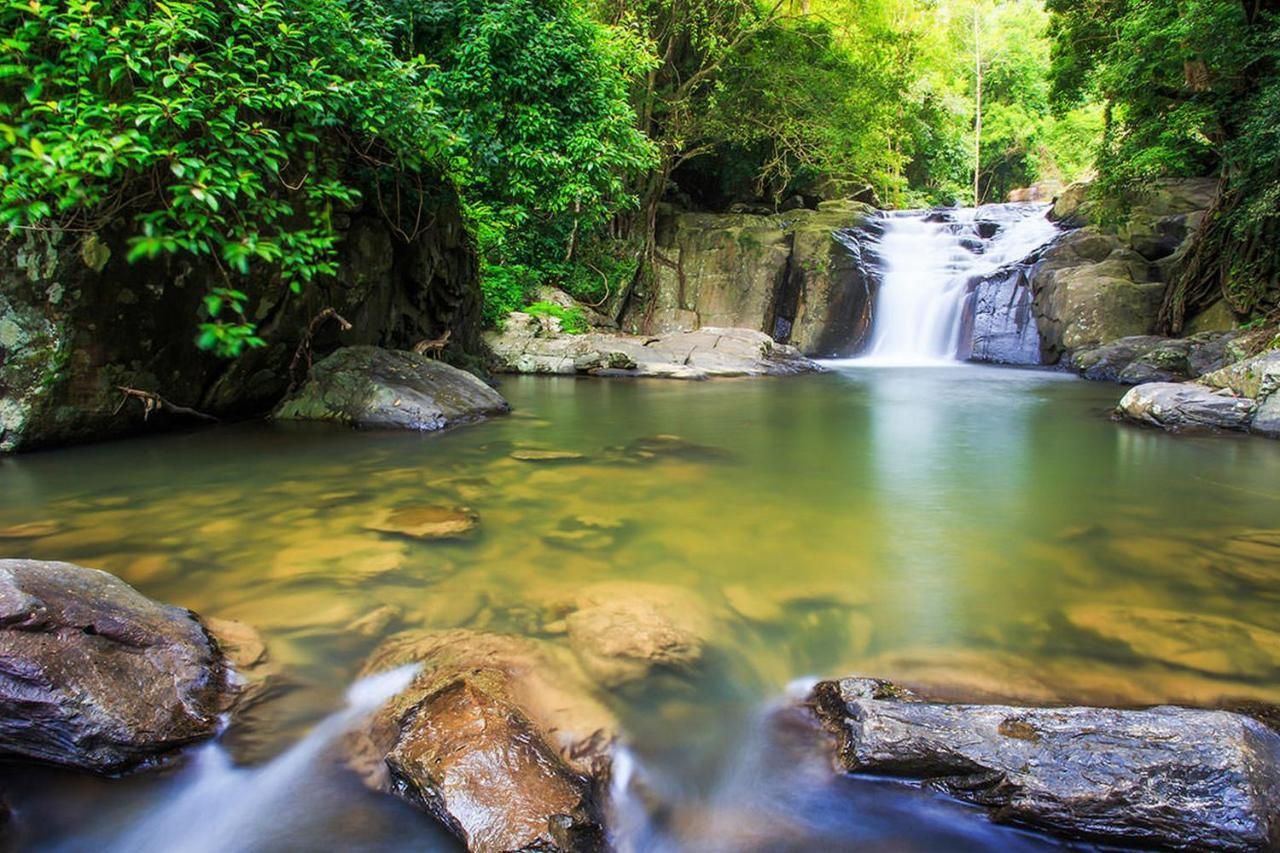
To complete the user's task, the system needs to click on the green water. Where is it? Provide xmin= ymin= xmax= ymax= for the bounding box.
xmin=3 ymin=365 xmax=1280 ymax=850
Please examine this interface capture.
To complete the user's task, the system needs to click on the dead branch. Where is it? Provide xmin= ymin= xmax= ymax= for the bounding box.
xmin=114 ymin=387 xmax=218 ymax=422
xmin=289 ymin=307 xmax=354 ymax=391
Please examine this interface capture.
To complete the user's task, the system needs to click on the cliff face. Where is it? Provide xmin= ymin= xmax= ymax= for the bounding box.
xmin=1029 ymin=178 xmax=1221 ymax=364
xmin=0 ymin=195 xmax=478 ymax=452
xmin=621 ymin=201 xmax=878 ymax=357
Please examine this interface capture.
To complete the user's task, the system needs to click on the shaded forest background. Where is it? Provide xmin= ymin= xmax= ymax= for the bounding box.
xmin=0 ymin=0 xmax=1275 ymax=344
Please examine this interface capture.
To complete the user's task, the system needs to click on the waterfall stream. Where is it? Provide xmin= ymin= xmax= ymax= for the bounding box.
xmin=854 ymin=203 xmax=1059 ymax=365
xmin=59 ymin=665 xmax=420 ymax=853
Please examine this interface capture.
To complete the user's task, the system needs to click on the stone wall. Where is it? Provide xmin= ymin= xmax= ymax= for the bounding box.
xmin=620 ymin=201 xmax=878 ymax=357
xmin=0 ymin=196 xmax=478 ymax=452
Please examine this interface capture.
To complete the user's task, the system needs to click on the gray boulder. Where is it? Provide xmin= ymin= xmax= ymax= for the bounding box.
xmin=1117 ymin=382 xmax=1256 ymax=432
xmin=274 ymin=346 xmax=509 ymax=431
xmin=1071 ymin=332 xmax=1242 ymax=384
xmin=1254 ymin=395 xmax=1280 ymax=439
xmin=0 ymin=559 xmax=231 ymax=772
xmin=810 ymin=677 xmax=1280 ymax=851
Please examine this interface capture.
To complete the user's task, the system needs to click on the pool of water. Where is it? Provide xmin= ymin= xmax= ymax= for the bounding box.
xmin=3 ymin=364 xmax=1279 ymax=851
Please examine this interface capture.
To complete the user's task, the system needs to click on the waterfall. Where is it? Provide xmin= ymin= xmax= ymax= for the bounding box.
xmin=855 ymin=203 xmax=1058 ymax=365
xmin=67 ymin=665 xmax=419 ymax=853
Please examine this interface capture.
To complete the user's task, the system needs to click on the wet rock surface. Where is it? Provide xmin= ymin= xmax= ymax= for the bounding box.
xmin=350 ymin=630 xmax=616 ymax=852
xmin=274 ymin=346 xmax=509 ymax=431
xmin=809 ymin=676 xmax=1280 ymax=851
xmin=0 ymin=559 xmax=230 ymax=772
xmin=485 ymin=319 xmax=821 ymax=379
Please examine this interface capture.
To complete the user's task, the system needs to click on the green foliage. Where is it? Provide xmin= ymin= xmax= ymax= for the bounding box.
xmin=382 ymin=0 xmax=655 ymax=323
xmin=696 ymin=15 xmax=902 ymax=202
xmin=524 ymin=300 xmax=589 ymax=333
xmin=479 ymin=262 xmax=541 ymax=327
xmin=1046 ymin=0 xmax=1280 ymax=325
xmin=0 ymin=0 xmax=452 ymax=356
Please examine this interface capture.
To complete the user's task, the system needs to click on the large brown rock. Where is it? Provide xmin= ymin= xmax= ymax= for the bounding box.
xmin=0 ymin=559 xmax=231 ymax=772
xmin=810 ymin=676 xmax=1280 ymax=851
xmin=351 ymin=630 xmax=617 ymax=852
xmin=1030 ymin=179 xmax=1219 ymax=364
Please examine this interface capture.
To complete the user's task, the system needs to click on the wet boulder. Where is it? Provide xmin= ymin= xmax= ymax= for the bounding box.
xmin=350 ymin=630 xmax=616 ymax=852
xmin=809 ymin=677 xmax=1280 ymax=851
xmin=1117 ymin=382 xmax=1256 ymax=432
xmin=274 ymin=346 xmax=509 ymax=432
xmin=0 ymin=559 xmax=231 ymax=772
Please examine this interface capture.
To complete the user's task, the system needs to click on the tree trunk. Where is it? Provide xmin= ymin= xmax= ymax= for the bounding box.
xmin=973 ymin=6 xmax=983 ymax=206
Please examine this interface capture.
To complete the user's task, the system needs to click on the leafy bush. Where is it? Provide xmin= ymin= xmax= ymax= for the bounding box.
xmin=480 ymin=262 xmax=541 ymax=328
xmin=0 ymin=0 xmax=454 ymax=356
xmin=382 ymin=0 xmax=655 ymax=318
xmin=524 ymin=300 xmax=588 ymax=334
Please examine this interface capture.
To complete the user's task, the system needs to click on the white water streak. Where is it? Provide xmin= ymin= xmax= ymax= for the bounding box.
xmin=854 ymin=203 xmax=1057 ymax=366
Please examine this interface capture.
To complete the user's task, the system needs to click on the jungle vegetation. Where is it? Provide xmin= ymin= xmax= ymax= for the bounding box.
xmin=1 ymin=0 xmax=1274 ymax=345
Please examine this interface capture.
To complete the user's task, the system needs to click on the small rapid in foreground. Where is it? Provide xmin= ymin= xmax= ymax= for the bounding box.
xmin=60 ymin=665 xmax=419 ymax=853
xmin=855 ymin=203 xmax=1058 ymax=365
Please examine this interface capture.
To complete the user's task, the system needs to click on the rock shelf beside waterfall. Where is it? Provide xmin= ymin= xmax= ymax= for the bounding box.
xmin=808 ymin=676 xmax=1280 ymax=851
xmin=484 ymin=316 xmax=821 ymax=379
xmin=1117 ymin=349 xmax=1280 ymax=438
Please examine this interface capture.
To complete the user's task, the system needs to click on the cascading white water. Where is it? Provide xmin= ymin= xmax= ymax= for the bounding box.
xmin=70 ymin=664 xmax=419 ymax=853
xmin=857 ymin=203 xmax=1058 ymax=365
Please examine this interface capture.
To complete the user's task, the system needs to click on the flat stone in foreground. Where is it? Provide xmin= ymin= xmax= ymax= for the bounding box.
xmin=274 ymin=346 xmax=509 ymax=431
xmin=809 ymin=676 xmax=1280 ymax=851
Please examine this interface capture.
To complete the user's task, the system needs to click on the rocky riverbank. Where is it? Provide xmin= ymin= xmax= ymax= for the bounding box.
xmin=484 ymin=314 xmax=821 ymax=379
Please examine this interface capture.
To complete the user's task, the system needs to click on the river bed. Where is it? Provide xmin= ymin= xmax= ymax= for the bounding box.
xmin=3 ymin=365 xmax=1279 ymax=850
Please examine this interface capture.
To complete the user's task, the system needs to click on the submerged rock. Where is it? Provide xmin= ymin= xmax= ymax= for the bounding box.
xmin=809 ymin=676 xmax=1280 ymax=851
xmin=0 ymin=559 xmax=231 ymax=772
xmin=485 ymin=319 xmax=821 ymax=380
xmin=560 ymin=582 xmax=711 ymax=687
xmin=511 ymin=450 xmax=586 ymax=463
xmin=1064 ymin=605 xmax=1280 ymax=679
xmin=350 ymin=630 xmax=617 ymax=852
xmin=365 ymin=505 xmax=478 ymax=540
xmin=1117 ymin=382 xmax=1256 ymax=432
xmin=274 ymin=346 xmax=509 ymax=431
